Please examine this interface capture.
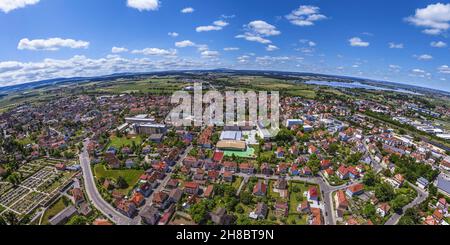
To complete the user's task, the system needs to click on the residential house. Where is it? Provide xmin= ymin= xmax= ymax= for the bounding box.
xmin=141 ymin=206 xmax=160 ymax=225
xmin=376 ymin=203 xmax=391 ymax=218
xmin=249 ymin=203 xmax=268 ymax=220
xmin=239 ymin=163 xmax=255 ymax=175
xmin=346 ymin=183 xmax=364 ymax=197
xmin=116 ymin=200 xmax=137 ymax=218
xmin=152 ymin=191 xmax=169 ymax=209
xmin=274 ymin=201 xmax=289 ymax=217
xmin=253 ymin=181 xmax=267 ymax=196
xmin=184 ymin=182 xmax=200 ymax=195
xmin=222 ymin=171 xmax=233 ymax=182
xmin=210 ymin=207 xmax=232 ymax=225
xmin=168 ymin=188 xmax=183 ymax=204
xmin=337 ymin=165 xmax=349 ymax=180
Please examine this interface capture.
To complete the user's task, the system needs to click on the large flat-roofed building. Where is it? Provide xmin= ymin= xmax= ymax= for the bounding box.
xmin=286 ymin=119 xmax=304 ymax=129
xmin=125 ymin=114 xmax=155 ymax=125
xmin=136 ymin=123 xmax=167 ymax=135
xmin=220 ymin=131 xmax=242 ymax=141
xmin=217 ymin=140 xmax=247 ymax=151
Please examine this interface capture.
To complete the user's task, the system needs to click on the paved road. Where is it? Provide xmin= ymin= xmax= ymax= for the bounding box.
xmin=79 ymin=139 xmax=134 ymax=225
xmin=384 ymin=181 xmax=428 ymax=225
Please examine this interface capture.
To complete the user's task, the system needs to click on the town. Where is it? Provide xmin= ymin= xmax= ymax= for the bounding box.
xmin=0 ymin=73 xmax=449 ymax=226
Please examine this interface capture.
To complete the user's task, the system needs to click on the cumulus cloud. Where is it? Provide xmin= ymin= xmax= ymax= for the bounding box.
xmin=181 ymin=7 xmax=194 ymax=14
xmin=0 ymin=55 xmax=216 ymax=87
xmin=405 ymin=3 xmax=450 ymax=35
xmin=131 ymin=47 xmax=177 ymax=57
xmin=389 ymin=42 xmax=404 ymax=49
xmin=0 ymin=0 xmax=40 ymax=13
xmin=168 ymin=32 xmax=179 ymax=37
xmin=430 ymin=41 xmax=447 ymax=48
xmin=127 ymin=0 xmax=159 ymax=11
xmin=18 ymin=38 xmax=90 ymax=51
xmin=196 ymin=20 xmax=229 ymax=32
xmin=438 ymin=65 xmax=450 ymax=74
xmin=112 ymin=47 xmax=128 ymax=53
xmin=223 ymin=47 xmax=239 ymax=51
xmin=348 ymin=37 xmax=369 ymax=47
xmin=266 ymin=45 xmax=279 ymax=51
xmin=236 ymin=20 xmax=280 ymax=44
xmin=201 ymin=50 xmax=219 ymax=58
xmin=286 ymin=5 xmax=327 ymax=26
xmin=175 ymin=40 xmax=195 ymax=48
xmin=415 ymin=54 xmax=433 ymax=60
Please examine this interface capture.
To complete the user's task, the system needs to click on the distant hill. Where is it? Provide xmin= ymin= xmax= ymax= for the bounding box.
xmin=0 ymin=69 xmax=449 ymax=97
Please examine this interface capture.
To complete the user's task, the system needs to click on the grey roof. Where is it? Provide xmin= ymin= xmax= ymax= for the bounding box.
xmin=437 ymin=175 xmax=450 ymax=195
xmin=416 ymin=177 xmax=429 ymax=186
xmin=49 ymin=205 xmax=77 ymax=225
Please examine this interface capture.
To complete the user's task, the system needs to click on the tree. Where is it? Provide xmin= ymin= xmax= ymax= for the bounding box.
xmin=375 ymin=183 xmax=395 ymax=202
xmin=116 ymin=176 xmax=128 ymax=189
xmin=66 ymin=215 xmax=87 ymax=225
xmin=6 ymin=173 xmax=21 ymax=187
xmin=240 ymin=192 xmax=253 ymax=205
xmin=3 ymin=212 xmax=18 ymax=225
xmin=398 ymin=208 xmax=421 ymax=225
xmin=391 ymin=195 xmax=409 ymax=213
xmin=362 ymin=203 xmax=376 ymax=219
xmin=363 ymin=170 xmax=377 ymax=187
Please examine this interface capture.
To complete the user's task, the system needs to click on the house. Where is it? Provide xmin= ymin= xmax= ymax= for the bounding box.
xmin=289 ymin=145 xmax=299 ymax=156
xmin=274 ymin=177 xmax=288 ymax=190
xmin=393 ymin=174 xmax=405 ymax=187
xmin=376 ymin=203 xmax=391 ymax=217
xmin=137 ymin=182 xmax=153 ymax=197
xmin=152 ymin=191 xmax=169 ymax=209
xmin=168 ymin=188 xmax=183 ymax=204
xmin=274 ymin=201 xmax=289 ymax=217
xmin=222 ymin=171 xmax=233 ymax=182
xmin=184 ymin=182 xmax=200 ymax=195
xmin=334 ymin=190 xmax=348 ymax=218
xmin=346 ymin=183 xmax=364 ymax=197
xmin=297 ymin=200 xmax=311 ymax=214
xmin=277 ymin=163 xmax=289 ymax=174
xmin=141 ymin=206 xmax=160 ymax=225
xmin=290 ymin=164 xmax=300 ymax=176
xmin=212 ymin=151 xmax=224 ymax=163
xmin=337 ymin=165 xmax=349 ymax=180
xmin=104 ymin=152 xmax=120 ymax=169
xmin=253 ymin=181 xmax=267 ymax=196
xmin=125 ymin=159 xmax=135 ymax=169
xmin=301 ymin=166 xmax=312 ymax=176
xmin=275 ymin=147 xmax=285 ymax=158
xmin=416 ymin=177 xmax=429 ymax=189
xmin=320 ymin=160 xmax=332 ymax=170
xmin=204 ymin=185 xmax=214 ymax=199
xmin=436 ymin=198 xmax=448 ymax=212
xmin=323 ymin=168 xmax=335 ymax=178
xmin=310 ymin=208 xmax=323 ymax=225
xmin=55 ymin=163 xmax=66 ymax=171
xmin=347 ymin=166 xmax=360 ymax=179
xmin=307 ymin=186 xmax=319 ymax=202
xmin=440 ymin=156 xmax=450 ymax=171
xmin=92 ymin=219 xmax=113 ymax=226
xmin=183 ymin=156 xmax=197 ymax=167
xmin=308 ymin=145 xmax=318 ymax=154
xmin=260 ymin=163 xmax=272 ymax=176
xmin=116 ymin=200 xmax=137 ymax=218
xmin=210 ymin=207 xmax=232 ymax=225
xmin=249 ymin=202 xmax=268 ymax=220
xmin=71 ymin=188 xmax=85 ymax=206
xmin=208 ymin=170 xmax=220 ymax=181
xmin=223 ymin=161 xmax=238 ymax=172
xmin=166 ymin=179 xmax=179 ymax=190
xmin=131 ymin=192 xmax=145 ymax=207
xmin=239 ymin=163 xmax=254 ymax=175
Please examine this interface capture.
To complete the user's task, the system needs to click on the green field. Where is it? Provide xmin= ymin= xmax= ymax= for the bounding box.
xmin=93 ymin=165 xmax=143 ymax=194
xmin=223 ymin=147 xmax=256 ymax=158
xmin=41 ymin=197 xmax=69 ymax=225
xmin=107 ymin=135 xmax=143 ymax=149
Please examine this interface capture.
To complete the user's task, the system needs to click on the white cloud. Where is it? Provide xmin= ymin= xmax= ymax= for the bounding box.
xmin=201 ymin=50 xmax=219 ymax=58
xmin=181 ymin=7 xmax=194 ymax=14
xmin=18 ymin=38 xmax=89 ymax=51
xmin=196 ymin=20 xmax=229 ymax=32
xmin=389 ymin=42 xmax=404 ymax=49
xmin=168 ymin=32 xmax=179 ymax=37
xmin=405 ymin=3 xmax=450 ymax=35
xmin=266 ymin=45 xmax=279 ymax=51
xmin=223 ymin=47 xmax=239 ymax=51
xmin=430 ymin=41 xmax=447 ymax=48
xmin=0 ymin=0 xmax=39 ymax=13
xmin=175 ymin=40 xmax=195 ymax=48
xmin=308 ymin=41 xmax=316 ymax=47
xmin=236 ymin=20 xmax=280 ymax=44
xmin=438 ymin=65 xmax=450 ymax=74
xmin=286 ymin=5 xmax=327 ymax=26
xmin=412 ymin=68 xmax=425 ymax=73
xmin=415 ymin=54 xmax=433 ymax=60
xmin=127 ymin=0 xmax=159 ymax=11
xmin=131 ymin=47 xmax=177 ymax=56
xmin=389 ymin=64 xmax=401 ymax=72
xmin=0 ymin=55 xmax=217 ymax=87
xmin=112 ymin=47 xmax=128 ymax=53
xmin=349 ymin=37 xmax=369 ymax=47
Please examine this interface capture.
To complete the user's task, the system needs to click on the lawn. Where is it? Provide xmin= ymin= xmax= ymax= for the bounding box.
xmin=93 ymin=165 xmax=143 ymax=195
xmin=41 ymin=197 xmax=69 ymax=225
xmin=232 ymin=176 xmax=243 ymax=190
xmin=223 ymin=147 xmax=256 ymax=158
xmin=108 ymin=135 xmax=142 ymax=149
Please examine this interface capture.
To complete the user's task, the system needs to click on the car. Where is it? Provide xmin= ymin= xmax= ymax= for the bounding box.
xmin=109 ymin=214 xmax=113 ymax=218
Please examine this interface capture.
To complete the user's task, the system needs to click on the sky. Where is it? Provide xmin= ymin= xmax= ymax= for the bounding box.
xmin=1 ymin=0 xmax=450 ymax=92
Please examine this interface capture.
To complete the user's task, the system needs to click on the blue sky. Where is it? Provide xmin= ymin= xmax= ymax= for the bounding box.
xmin=1 ymin=0 xmax=450 ymax=91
